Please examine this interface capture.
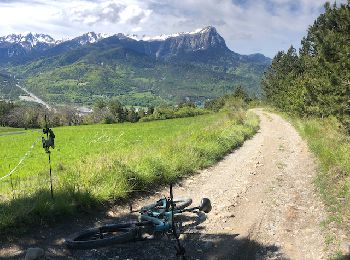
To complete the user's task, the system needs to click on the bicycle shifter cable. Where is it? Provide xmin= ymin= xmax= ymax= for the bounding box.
xmin=170 ymin=184 xmax=187 ymax=259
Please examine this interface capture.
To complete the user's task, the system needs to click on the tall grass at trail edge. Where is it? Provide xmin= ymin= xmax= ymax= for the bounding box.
xmin=292 ymin=117 xmax=350 ymax=241
xmin=0 ymin=111 xmax=259 ymax=233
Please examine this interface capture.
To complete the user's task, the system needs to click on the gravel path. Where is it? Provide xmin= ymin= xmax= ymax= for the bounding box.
xmin=1 ymin=109 xmax=328 ymax=259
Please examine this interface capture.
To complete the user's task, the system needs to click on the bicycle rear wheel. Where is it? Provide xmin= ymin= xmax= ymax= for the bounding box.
xmin=65 ymin=223 xmax=140 ymax=249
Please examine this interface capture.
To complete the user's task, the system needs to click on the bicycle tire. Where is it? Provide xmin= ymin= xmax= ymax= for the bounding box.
xmin=65 ymin=223 xmax=138 ymax=249
xmin=141 ymin=198 xmax=192 ymax=211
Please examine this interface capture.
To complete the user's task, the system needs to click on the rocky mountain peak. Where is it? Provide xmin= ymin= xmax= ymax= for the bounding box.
xmin=73 ymin=32 xmax=110 ymax=45
xmin=190 ymin=26 xmax=226 ymax=50
xmin=199 ymin=26 xmax=217 ymax=33
xmin=0 ymin=32 xmax=57 ymax=46
xmin=140 ymin=26 xmax=222 ymax=42
xmin=144 ymin=26 xmax=228 ymax=60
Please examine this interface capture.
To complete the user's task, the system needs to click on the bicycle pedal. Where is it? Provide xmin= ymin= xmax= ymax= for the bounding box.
xmin=141 ymin=233 xmax=154 ymax=240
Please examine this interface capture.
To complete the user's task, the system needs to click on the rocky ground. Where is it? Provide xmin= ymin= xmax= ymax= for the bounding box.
xmin=1 ymin=109 xmax=340 ymax=259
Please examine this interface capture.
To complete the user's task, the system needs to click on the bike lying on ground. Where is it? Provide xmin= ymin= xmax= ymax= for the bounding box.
xmin=65 ymin=184 xmax=212 ymax=255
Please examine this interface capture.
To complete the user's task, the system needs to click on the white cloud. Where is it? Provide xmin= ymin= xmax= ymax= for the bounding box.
xmin=0 ymin=0 xmax=347 ymax=57
xmin=119 ymin=4 xmax=152 ymax=24
xmin=0 ymin=1 xmax=62 ymax=33
xmin=65 ymin=1 xmax=152 ymax=25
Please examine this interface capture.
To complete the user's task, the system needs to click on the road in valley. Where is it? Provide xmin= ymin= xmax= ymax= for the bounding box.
xmin=16 ymin=84 xmax=54 ymax=111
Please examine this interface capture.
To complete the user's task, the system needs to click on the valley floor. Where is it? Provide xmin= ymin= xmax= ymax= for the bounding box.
xmin=1 ymin=109 xmax=338 ymax=259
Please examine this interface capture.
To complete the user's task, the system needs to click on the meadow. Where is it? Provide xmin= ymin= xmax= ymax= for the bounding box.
xmin=0 ymin=127 xmax=23 ymax=134
xmin=0 ymin=110 xmax=259 ymax=232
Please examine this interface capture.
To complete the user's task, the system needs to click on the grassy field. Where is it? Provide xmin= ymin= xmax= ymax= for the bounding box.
xmin=291 ymin=116 xmax=350 ymax=253
xmin=0 ymin=127 xmax=24 ymax=134
xmin=0 ymin=111 xmax=259 ymax=232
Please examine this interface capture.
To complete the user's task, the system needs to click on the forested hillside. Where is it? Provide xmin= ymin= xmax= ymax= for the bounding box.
xmin=0 ymin=72 xmax=24 ymax=100
xmin=14 ymin=59 xmax=262 ymax=107
xmin=262 ymin=2 xmax=350 ymax=130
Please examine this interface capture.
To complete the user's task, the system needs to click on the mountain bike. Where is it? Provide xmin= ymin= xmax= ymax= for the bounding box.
xmin=65 ymin=184 xmax=212 ymax=257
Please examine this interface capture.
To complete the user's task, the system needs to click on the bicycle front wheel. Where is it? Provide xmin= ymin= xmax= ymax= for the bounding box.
xmin=65 ymin=223 xmax=137 ymax=249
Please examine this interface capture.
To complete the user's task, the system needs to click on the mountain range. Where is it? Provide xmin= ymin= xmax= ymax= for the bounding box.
xmin=0 ymin=26 xmax=271 ymax=107
xmin=0 ymin=32 xmax=109 ymax=62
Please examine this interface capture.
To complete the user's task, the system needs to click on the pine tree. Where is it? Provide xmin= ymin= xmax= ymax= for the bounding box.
xmin=262 ymin=1 xmax=350 ymax=130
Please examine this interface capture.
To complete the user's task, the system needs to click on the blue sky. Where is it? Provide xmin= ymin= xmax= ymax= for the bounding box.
xmin=0 ymin=0 xmax=344 ymax=57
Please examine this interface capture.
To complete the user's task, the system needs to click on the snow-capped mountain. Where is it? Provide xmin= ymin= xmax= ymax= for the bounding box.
xmin=112 ymin=26 xmax=230 ymax=61
xmin=0 ymin=31 xmax=111 ymax=61
xmin=122 ymin=27 xmax=216 ymax=42
xmin=0 ymin=32 xmax=58 ymax=48
xmin=0 ymin=31 xmax=109 ymax=48
xmin=73 ymin=32 xmax=110 ymax=45
xmin=0 ymin=32 xmax=60 ymax=60
xmin=0 ymin=27 xmax=219 ymax=60
xmin=139 ymin=27 xmax=212 ymax=41
xmin=0 ymin=26 xmax=270 ymax=65
xmin=150 ymin=26 xmax=227 ymax=56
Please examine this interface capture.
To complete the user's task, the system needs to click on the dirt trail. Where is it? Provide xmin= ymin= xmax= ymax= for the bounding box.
xmin=1 ymin=109 xmax=328 ymax=259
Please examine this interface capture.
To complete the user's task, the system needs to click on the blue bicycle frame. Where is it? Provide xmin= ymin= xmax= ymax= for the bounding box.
xmin=140 ymin=198 xmax=181 ymax=232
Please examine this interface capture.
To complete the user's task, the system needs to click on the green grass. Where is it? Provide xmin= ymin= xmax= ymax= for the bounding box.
xmin=0 ymin=127 xmax=24 ymax=134
xmin=0 ymin=111 xmax=259 ymax=232
xmin=293 ymin=117 xmax=350 ymax=227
